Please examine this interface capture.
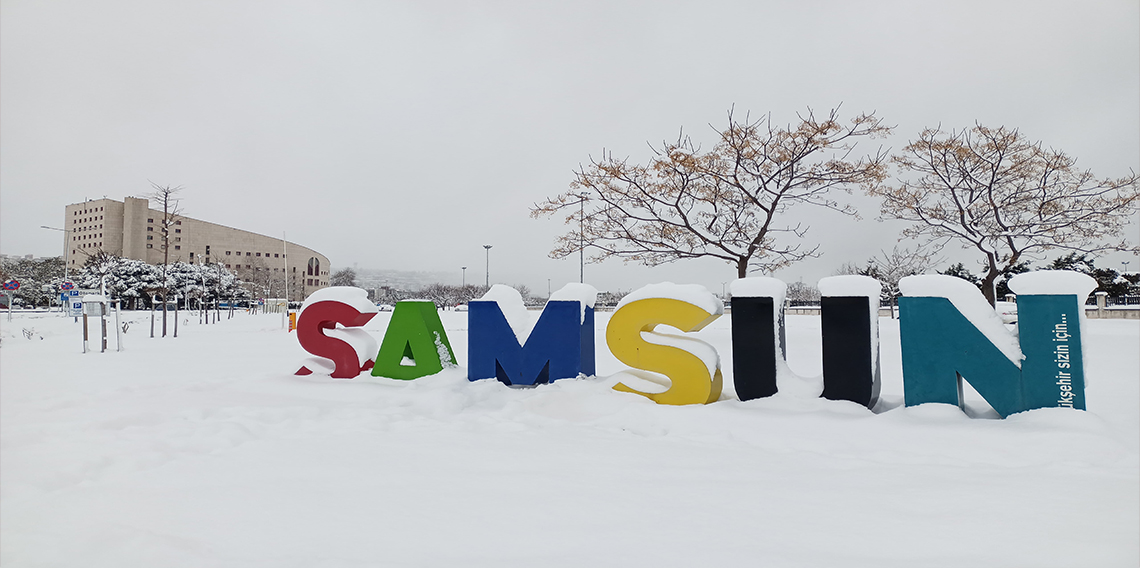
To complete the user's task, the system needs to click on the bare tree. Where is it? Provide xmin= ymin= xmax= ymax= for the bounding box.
xmin=785 ymin=280 xmax=821 ymax=306
xmin=833 ymin=261 xmax=865 ymax=276
xmin=861 ymin=245 xmax=937 ymax=318
xmin=147 ymin=183 xmax=183 ymax=337
xmin=872 ymin=124 xmax=1140 ymax=305
xmin=532 ymin=107 xmax=892 ymax=278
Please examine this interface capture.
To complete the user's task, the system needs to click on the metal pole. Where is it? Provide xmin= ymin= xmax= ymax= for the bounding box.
xmin=83 ymin=311 xmax=89 ymax=353
xmin=115 ymin=300 xmax=122 ymax=351
xmin=40 ymin=225 xmax=69 ymax=310
xmin=282 ymin=232 xmax=289 ymax=329
xmin=483 ymin=245 xmax=492 ymax=288
xmin=100 ymin=303 xmax=107 ymax=353
xmin=174 ymin=295 xmax=179 ymax=337
xmin=579 ymin=195 xmax=584 ymax=284
xmin=462 ymin=267 xmax=466 ymax=287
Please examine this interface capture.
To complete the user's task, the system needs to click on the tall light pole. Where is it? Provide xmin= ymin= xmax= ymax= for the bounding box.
xmin=483 ymin=245 xmax=492 ymax=288
xmin=40 ymin=226 xmax=69 ymax=281
xmin=1123 ymin=261 xmax=1131 ymax=274
xmin=578 ymin=193 xmax=587 ymax=283
xmin=461 ymin=266 xmax=467 ymax=287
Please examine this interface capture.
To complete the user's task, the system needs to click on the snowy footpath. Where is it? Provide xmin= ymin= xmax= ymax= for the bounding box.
xmin=1 ymin=309 xmax=1137 ymax=567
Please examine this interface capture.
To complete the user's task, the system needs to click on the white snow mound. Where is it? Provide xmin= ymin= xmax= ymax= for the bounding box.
xmin=899 ymin=274 xmax=1023 ymax=365
xmin=818 ymin=275 xmax=882 ymax=298
xmin=1008 ymin=270 xmax=1097 ymax=299
xmin=729 ymin=277 xmax=787 ymax=301
xmin=618 ymin=282 xmax=723 ymax=315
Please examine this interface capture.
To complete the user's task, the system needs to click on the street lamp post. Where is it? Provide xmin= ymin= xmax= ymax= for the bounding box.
xmin=1123 ymin=261 xmax=1131 ymax=274
xmin=462 ymin=266 xmax=467 ymax=287
xmin=483 ymin=245 xmax=492 ymax=288
xmin=41 ymin=225 xmax=69 ymax=313
xmin=578 ymin=193 xmax=587 ymax=283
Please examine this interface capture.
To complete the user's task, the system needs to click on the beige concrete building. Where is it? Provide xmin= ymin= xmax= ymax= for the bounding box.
xmin=64 ymin=197 xmax=330 ymax=299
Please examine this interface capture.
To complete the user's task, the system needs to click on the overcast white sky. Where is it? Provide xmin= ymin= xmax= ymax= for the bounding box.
xmin=2 ymin=0 xmax=1138 ymax=294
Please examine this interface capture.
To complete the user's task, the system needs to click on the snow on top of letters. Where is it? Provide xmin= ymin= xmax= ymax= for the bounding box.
xmin=477 ymin=284 xmax=533 ymax=341
xmin=1008 ymin=270 xmax=1097 ymax=299
xmin=300 ymin=286 xmax=377 ymax=315
xmin=818 ymin=275 xmax=882 ymax=299
xmin=729 ymin=277 xmax=786 ymax=302
xmin=548 ymin=283 xmax=598 ymax=323
xmin=548 ymin=283 xmax=598 ymax=308
xmin=641 ymin=327 xmax=721 ymax=379
xmin=618 ymin=282 xmax=723 ymax=315
xmin=899 ymin=274 xmax=1023 ymax=365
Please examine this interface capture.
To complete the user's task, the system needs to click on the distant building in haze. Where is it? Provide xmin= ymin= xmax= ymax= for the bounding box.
xmin=63 ymin=197 xmax=329 ymax=300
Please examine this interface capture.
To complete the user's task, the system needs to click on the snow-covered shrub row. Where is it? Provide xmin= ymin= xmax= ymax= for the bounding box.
xmin=77 ymin=256 xmax=248 ymax=309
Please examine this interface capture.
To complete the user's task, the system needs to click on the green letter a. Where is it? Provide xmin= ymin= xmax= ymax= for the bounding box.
xmin=372 ymin=300 xmax=456 ymax=380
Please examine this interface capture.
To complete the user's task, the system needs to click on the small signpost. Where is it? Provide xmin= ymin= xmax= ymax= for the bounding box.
xmin=3 ymin=279 xmax=18 ymax=321
xmin=80 ymin=293 xmax=122 ymax=353
xmin=68 ymin=289 xmax=83 ymax=318
xmin=59 ymin=281 xmax=74 ymax=314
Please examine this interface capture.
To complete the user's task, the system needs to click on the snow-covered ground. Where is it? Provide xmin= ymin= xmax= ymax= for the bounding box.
xmin=2 ymin=308 xmax=1137 ymax=567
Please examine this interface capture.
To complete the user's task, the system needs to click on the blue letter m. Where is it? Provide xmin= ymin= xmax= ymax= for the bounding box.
xmin=468 ymin=300 xmax=595 ymax=386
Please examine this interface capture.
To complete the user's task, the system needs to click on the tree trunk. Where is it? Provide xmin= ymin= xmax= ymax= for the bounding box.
xmin=981 ymin=266 xmax=1000 ymax=307
xmin=736 ymin=258 xmax=748 ymax=279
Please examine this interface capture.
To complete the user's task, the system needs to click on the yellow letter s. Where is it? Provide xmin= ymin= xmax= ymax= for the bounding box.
xmin=607 ymin=298 xmax=722 ymax=405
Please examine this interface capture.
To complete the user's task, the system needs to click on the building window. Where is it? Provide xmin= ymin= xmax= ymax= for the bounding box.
xmin=274 ymin=253 xmax=279 ymax=258
xmin=175 ymin=237 xmax=181 ymax=242
xmin=148 ymin=218 xmax=153 ymax=223
xmin=307 ymin=257 xmax=320 ymax=276
xmin=175 ymin=220 xmax=181 ymax=225
xmin=175 ymin=246 xmax=181 ymax=250
xmin=226 ymin=264 xmax=231 ymax=268
xmin=175 ymin=229 xmax=181 ymax=233
xmin=256 ymin=252 xmax=261 ymax=257
xmin=147 ymin=236 xmax=153 ymax=240
xmin=246 ymin=252 xmax=251 ymax=256
xmin=147 ymin=244 xmax=153 ymax=249
xmin=226 ymin=251 xmax=231 ymax=255
xmin=147 ymin=227 xmax=153 ymax=232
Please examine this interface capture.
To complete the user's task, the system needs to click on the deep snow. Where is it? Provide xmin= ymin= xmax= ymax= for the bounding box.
xmin=1 ymin=308 xmax=1137 ymax=567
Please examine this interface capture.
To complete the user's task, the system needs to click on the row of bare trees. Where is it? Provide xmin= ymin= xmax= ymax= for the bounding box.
xmin=532 ymin=107 xmax=1139 ymax=306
